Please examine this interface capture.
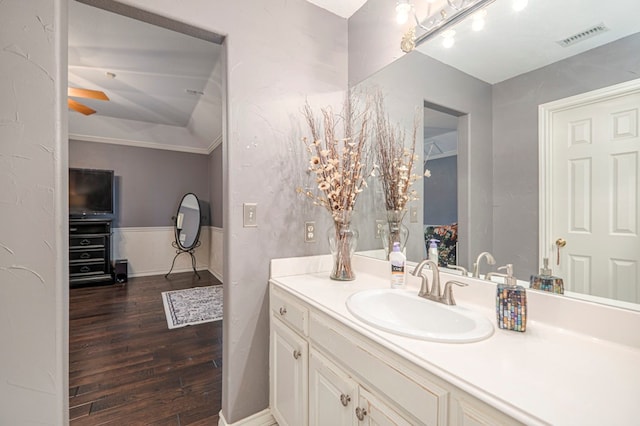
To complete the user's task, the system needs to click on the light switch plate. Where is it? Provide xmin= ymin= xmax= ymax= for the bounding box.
xmin=410 ymin=206 xmax=418 ymax=223
xmin=243 ymin=203 xmax=257 ymax=227
xmin=375 ymin=220 xmax=385 ymax=239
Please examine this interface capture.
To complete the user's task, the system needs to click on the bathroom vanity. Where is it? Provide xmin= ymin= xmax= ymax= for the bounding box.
xmin=269 ymin=254 xmax=640 ymax=425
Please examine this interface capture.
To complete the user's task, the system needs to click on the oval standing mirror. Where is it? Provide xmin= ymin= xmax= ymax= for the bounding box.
xmin=165 ymin=193 xmax=202 ymax=278
xmin=176 ymin=193 xmax=201 ymax=250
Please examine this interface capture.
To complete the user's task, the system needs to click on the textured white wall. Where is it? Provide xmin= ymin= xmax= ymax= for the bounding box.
xmin=0 ymin=0 xmax=68 ymax=424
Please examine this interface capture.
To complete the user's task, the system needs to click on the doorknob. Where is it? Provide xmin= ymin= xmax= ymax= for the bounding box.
xmin=555 ymin=238 xmax=567 ymax=265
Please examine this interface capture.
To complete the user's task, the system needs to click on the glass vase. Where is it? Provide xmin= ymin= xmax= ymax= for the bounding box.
xmin=327 ymin=211 xmax=359 ymax=281
xmin=380 ymin=209 xmax=410 ymax=259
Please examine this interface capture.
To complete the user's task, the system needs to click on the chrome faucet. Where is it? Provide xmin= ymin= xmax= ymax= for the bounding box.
xmin=472 ymin=251 xmax=496 ymax=278
xmin=411 ymin=260 xmax=467 ymax=305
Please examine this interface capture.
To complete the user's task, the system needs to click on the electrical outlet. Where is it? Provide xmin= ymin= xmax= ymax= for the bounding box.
xmin=410 ymin=206 xmax=418 ymax=223
xmin=375 ymin=220 xmax=385 ymax=239
xmin=304 ymin=221 xmax=316 ymax=243
xmin=243 ymin=203 xmax=257 ymax=227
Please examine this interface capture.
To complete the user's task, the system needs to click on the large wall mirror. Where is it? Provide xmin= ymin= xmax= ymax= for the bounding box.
xmin=354 ymin=0 xmax=640 ymax=311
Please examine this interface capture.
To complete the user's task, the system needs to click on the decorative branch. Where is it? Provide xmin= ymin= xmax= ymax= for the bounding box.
xmin=297 ymin=93 xmax=375 ymax=223
xmin=372 ymin=91 xmax=419 ymax=213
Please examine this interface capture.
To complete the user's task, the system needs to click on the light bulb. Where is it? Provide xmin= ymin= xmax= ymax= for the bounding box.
xmin=442 ymin=30 xmax=456 ymax=48
xmin=396 ymin=1 xmax=412 ymax=25
xmin=513 ymin=0 xmax=528 ymax=12
xmin=472 ymin=10 xmax=486 ymax=31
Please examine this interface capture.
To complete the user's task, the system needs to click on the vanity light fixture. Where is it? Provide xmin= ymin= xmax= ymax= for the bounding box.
xmin=512 ymin=0 xmax=528 ymax=12
xmin=396 ymin=0 xmax=413 ymax=24
xmin=442 ymin=30 xmax=456 ymax=48
xmin=399 ymin=0 xmax=496 ymax=53
xmin=471 ymin=10 xmax=487 ymax=31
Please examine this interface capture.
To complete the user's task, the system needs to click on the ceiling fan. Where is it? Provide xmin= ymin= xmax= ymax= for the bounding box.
xmin=67 ymin=87 xmax=109 ymax=115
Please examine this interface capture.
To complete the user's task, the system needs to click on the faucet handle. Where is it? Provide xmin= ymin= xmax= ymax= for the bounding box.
xmin=497 ymin=264 xmax=517 ymax=285
xmin=446 ymin=264 xmax=468 ymax=276
xmin=442 ymin=280 xmax=468 ymax=305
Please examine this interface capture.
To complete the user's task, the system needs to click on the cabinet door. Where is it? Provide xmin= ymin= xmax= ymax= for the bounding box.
xmin=356 ymin=388 xmax=413 ymax=426
xmin=450 ymin=395 xmax=521 ymax=426
xmin=270 ymin=317 xmax=308 ymax=426
xmin=309 ymin=349 xmax=358 ymax=426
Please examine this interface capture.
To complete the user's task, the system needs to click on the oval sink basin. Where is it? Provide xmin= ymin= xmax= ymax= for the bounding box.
xmin=346 ymin=289 xmax=494 ymax=343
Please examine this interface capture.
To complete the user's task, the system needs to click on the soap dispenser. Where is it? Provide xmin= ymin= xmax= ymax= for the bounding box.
xmin=530 ymin=258 xmax=564 ymax=294
xmin=427 ymin=239 xmax=440 ymax=264
xmin=494 ymin=264 xmax=527 ymax=332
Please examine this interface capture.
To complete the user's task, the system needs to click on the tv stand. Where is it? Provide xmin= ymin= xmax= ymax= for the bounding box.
xmin=69 ymin=218 xmax=113 ymax=286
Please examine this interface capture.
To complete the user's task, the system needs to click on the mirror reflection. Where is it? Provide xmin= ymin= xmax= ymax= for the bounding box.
xmin=354 ymin=0 xmax=640 ymax=310
xmin=166 ymin=192 xmax=202 ymax=278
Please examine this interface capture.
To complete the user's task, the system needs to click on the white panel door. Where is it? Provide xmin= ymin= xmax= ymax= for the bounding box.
xmin=551 ymin=91 xmax=640 ymax=302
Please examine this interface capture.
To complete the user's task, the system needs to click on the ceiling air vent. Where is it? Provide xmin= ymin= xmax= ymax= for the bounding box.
xmin=557 ymin=23 xmax=609 ymax=47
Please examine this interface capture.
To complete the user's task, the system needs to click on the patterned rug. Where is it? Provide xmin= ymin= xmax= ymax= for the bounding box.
xmin=161 ymin=285 xmax=223 ymax=329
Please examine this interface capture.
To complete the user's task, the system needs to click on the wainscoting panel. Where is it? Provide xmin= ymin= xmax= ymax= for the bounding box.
xmin=209 ymin=226 xmax=224 ymax=282
xmin=112 ymin=227 xmax=211 ymax=278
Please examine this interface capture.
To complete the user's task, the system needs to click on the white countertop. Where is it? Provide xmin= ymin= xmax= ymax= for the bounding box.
xmin=270 ymin=255 xmax=640 ymax=426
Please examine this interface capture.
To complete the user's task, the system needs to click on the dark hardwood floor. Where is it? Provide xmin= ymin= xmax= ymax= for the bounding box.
xmin=69 ymin=271 xmax=222 ymax=425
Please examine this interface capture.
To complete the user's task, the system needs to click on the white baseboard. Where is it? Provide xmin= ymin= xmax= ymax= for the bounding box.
xmin=218 ymin=409 xmax=276 ymax=426
xmin=208 ymin=268 xmax=224 ymax=282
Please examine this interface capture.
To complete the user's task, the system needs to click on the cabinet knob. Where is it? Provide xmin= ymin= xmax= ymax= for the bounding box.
xmin=80 ymin=266 xmax=90 ymax=273
xmin=279 ymin=307 xmax=287 ymax=316
xmin=292 ymin=349 xmax=302 ymax=360
xmin=80 ymin=239 xmax=91 ymax=246
xmin=355 ymin=407 xmax=367 ymax=421
xmin=80 ymin=253 xmax=91 ymax=259
xmin=340 ymin=393 xmax=351 ymax=407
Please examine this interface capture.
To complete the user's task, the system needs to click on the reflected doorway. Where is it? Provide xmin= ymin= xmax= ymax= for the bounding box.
xmin=423 ymin=105 xmax=459 ymax=266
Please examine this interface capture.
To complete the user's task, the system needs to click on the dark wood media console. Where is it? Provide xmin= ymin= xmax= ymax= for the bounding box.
xmin=69 ymin=218 xmax=113 ymax=286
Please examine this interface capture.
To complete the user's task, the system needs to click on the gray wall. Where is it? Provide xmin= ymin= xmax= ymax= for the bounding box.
xmin=112 ymin=1 xmax=348 ymax=423
xmin=69 ymin=140 xmax=210 ymax=228
xmin=0 ymin=0 xmax=68 ymax=424
xmin=348 ymin=0 xmax=406 ymax=86
xmin=492 ymin=32 xmax=640 ymax=278
xmin=209 ymin=143 xmax=223 ymax=228
xmin=5 ymin=0 xmax=346 ymax=421
xmin=424 ymin=156 xmax=458 ymax=225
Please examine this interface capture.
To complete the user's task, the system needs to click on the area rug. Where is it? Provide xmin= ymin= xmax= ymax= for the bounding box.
xmin=161 ymin=285 xmax=223 ymax=329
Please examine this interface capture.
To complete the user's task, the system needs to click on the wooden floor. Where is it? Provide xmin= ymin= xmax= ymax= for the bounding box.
xmin=69 ymin=271 xmax=223 ymax=425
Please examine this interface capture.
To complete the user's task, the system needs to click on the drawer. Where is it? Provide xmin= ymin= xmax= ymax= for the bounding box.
xmin=270 ymin=286 xmax=308 ymax=336
xmin=310 ymin=312 xmax=448 ymax=425
xmin=70 ymin=248 xmax=105 ymax=262
xmin=70 ymin=222 xmax=110 ymax=235
xmin=70 ymin=261 xmax=107 ymax=276
xmin=70 ymin=236 xmax=105 ymax=248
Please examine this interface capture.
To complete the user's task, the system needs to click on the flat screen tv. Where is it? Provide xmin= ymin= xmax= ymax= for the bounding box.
xmin=69 ymin=168 xmax=114 ymax=216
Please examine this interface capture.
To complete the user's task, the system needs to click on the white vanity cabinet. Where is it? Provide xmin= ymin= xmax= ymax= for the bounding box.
xmin=270 ymin=288 xmax=309 ymax=426
xmin=270 ymin=282 xmax=522 ymax=426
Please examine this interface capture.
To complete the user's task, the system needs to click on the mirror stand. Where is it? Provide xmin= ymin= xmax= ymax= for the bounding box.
xmin=165 ymin=192 xmax=203 ymax=279
xmin=165 ymin=239 xmax=202 ymax=279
